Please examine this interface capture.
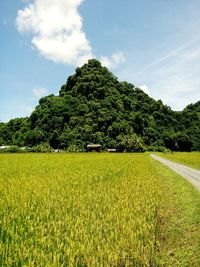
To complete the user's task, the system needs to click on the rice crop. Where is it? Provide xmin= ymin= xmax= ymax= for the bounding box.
xmin=1 ymin=153 xmax=200 ymax=266
xmin=0 ymin=153 xmax=161 ymax=266
xmin=158 ymin=152 xmax=200 ymax=169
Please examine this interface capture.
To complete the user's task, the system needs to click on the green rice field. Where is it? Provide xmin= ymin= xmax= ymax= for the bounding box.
xmin=0 ymin=153 xmax=200 ymax=266
xmin=157 ymin=152 xmax=200 ymax=170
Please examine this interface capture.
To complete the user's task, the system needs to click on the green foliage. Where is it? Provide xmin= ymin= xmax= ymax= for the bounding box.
xmin=66 ymin=144 xmax=83 ymax=152
xmin=3 ymin=146 xmax=21 ymax=153
xmin=0 ymin=59 xmax=199 ymax=151
xmin=32 ymin=143 xmax=52 ymax=153
xmin=147 ymin=145 xmax=168 ymax=152
xmin=117 ymin=133 xmax=145 ymax=152
xmin=163 ymin=132 xmax=193 ymax=152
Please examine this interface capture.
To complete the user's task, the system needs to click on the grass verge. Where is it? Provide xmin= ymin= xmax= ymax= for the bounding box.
xmin=156 ymin=152 xmax=200 ymax=170
xmin=150 ymin=157 xmax=200 ymax=266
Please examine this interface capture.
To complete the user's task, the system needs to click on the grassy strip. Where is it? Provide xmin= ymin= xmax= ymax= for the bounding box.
xmin=151 ymin=157 xmax=200 ymax=266
xmin=156 ymin=152 xmax=200 ymax=170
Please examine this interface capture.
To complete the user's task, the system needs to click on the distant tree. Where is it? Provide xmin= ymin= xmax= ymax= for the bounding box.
xmin=24 ymin=129 xmax=46 ymax=147
xmin=176 ymin=133 xmax=192 ymax=152
xmin=117 ymin=133 xmax=145 ymax=152
xmin=49 ymin=130 xmax=60 ymax=148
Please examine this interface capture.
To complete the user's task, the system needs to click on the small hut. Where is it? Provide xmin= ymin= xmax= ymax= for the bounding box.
xmin=107 ymin=148 xmax=117 ymax=153
xmin=87 ymin=144 xmax=102 ymax=152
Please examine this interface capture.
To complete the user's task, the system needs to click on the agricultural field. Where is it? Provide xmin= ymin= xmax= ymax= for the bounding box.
xmin=0 ymin=153 xmax=200 ymax=266
xmin=158 ymin=152 xmax=200 ymax=170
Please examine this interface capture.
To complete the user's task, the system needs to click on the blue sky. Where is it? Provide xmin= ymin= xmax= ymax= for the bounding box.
xmin=1 ymin=0 xmax=200 ymax=122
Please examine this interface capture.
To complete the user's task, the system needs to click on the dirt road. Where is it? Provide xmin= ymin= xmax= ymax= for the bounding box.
xmin=150 ymin=154 xmax=200 ymax=192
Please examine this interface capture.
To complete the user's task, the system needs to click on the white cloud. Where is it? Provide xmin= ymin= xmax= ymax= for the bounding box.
xmin=118 ymin=36 xmax=200 ymax=110
xmin=134 ymin=37 xmax=200 ymax=78
xmin=16 ymin=0 xmax=125 ymax=68
xmin=138 ymin=85 xmax=149 ymax=94
xmin=33 ymin=87 xmax=48 ymax=98
xmin=182 ymin=48 xmax=200 ymax=60
xmin=100 ymin=51 xmax=126 ymax=69
xmin=16 ymin=0 xmax=93 ymax=66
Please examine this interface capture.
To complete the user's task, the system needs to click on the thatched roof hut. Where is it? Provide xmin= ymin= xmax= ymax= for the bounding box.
xmin=87 ymin=144 xmax=102 ymax=152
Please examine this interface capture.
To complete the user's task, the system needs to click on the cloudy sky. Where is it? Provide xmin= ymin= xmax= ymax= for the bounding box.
xmin=0 ymin=0 xmax=200 ymax=122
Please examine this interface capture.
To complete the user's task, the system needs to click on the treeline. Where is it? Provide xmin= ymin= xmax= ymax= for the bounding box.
xmin=0 ymin=59 xmax=199 ymax=152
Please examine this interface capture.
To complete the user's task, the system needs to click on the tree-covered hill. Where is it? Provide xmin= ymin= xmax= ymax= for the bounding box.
xmin=0 ymin=59 xmax=199 ymax=151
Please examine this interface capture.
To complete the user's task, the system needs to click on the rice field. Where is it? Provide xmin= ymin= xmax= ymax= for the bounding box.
xmin=0 ymin=153 xmax=200 ymax=266
xmin=158 ymin=152 xmax=200 ymax=170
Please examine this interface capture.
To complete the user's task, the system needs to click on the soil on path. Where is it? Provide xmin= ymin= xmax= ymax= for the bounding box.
xmin=150 ymin=154 xmax=200 ymax=192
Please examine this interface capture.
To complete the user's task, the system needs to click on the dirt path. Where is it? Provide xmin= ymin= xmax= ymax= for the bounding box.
xmin=150 ymin=154 xmax=200 ymax=192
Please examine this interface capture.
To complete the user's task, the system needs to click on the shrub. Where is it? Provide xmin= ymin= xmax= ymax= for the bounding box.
xmin=117 ymin=133 xmax=145 ymax=152
xmin=4 ymin=146 xmax=21 ymax=153
xmin=66 ymin=144 xmax=83 ymax=152
xmin=147 ymin=146 xmax=167 ymax=152
xmin=33 ymin=143 xmax=52 ymax=153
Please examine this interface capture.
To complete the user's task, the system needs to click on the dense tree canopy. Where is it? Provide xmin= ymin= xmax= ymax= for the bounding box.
xmin=0 ymin=59 xmax=199 ymax=151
